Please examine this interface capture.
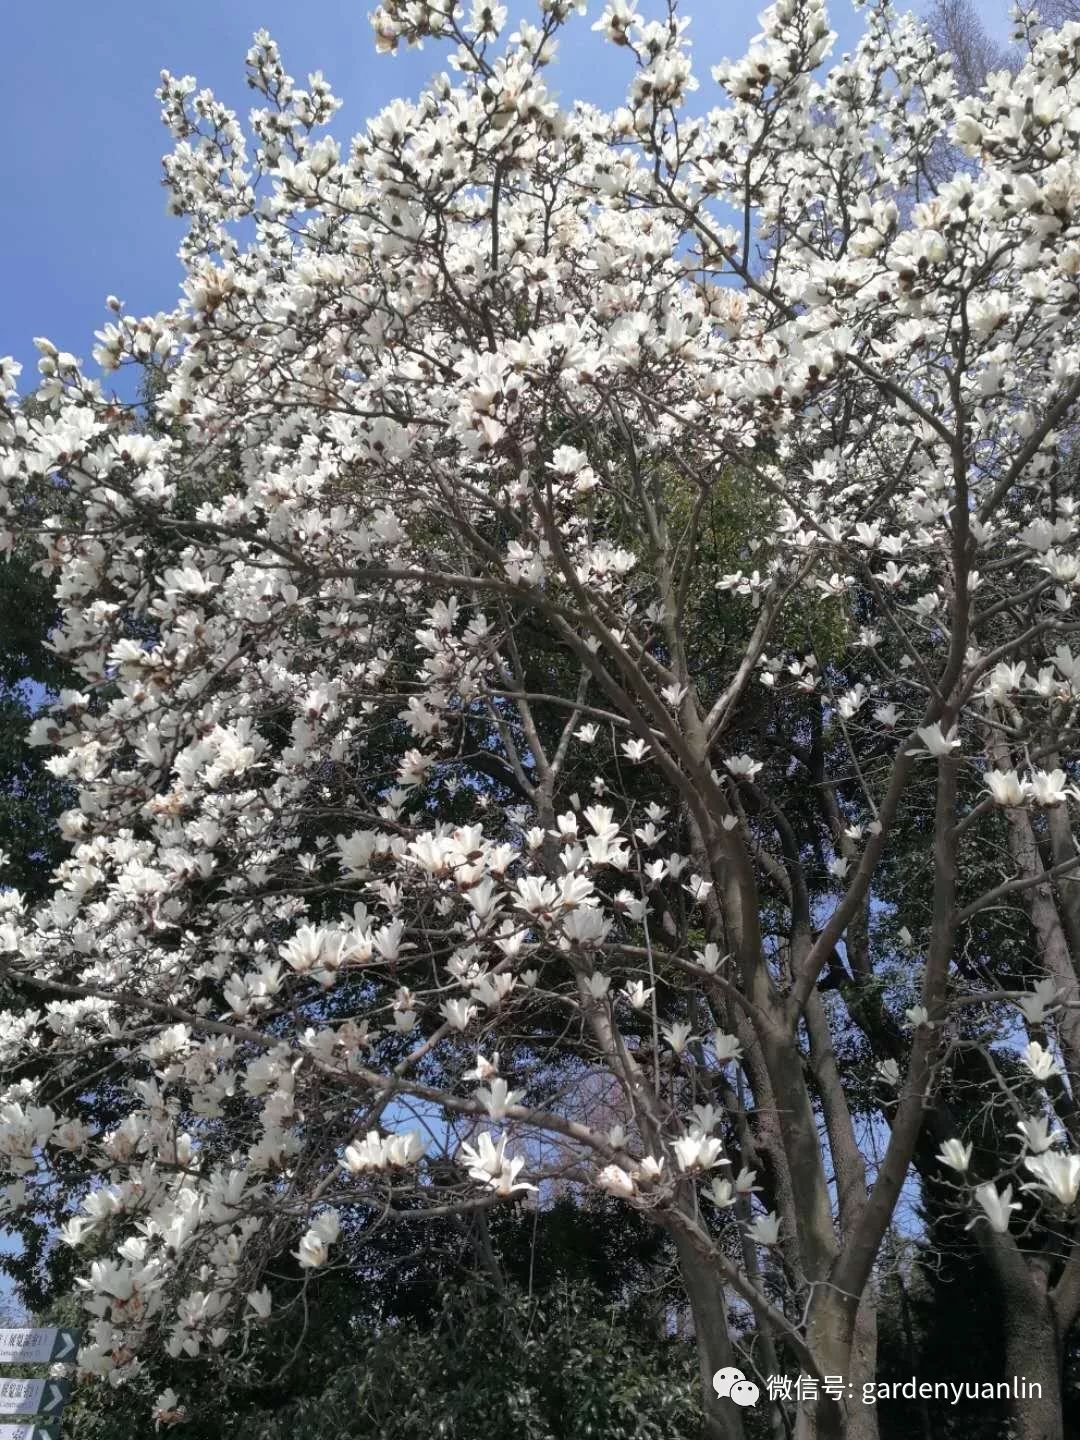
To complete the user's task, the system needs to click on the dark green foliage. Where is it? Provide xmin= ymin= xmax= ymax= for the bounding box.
xmin=55 ymin=1200 xmax=700 ymax=1440
xmin=0 ymin=550 xmax=71 ymax=898
xmin=268 ymin=1277 xmax=699 ymax=1440
xmin=187 ymin=1278 xmax=698 ymax=1440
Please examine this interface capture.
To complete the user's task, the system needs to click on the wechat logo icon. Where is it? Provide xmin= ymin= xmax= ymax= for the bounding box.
xmin=713 ymin=1367 xmax=760 ymax=1408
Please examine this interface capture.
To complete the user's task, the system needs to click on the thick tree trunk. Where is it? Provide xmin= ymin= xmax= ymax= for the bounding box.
xmin=796 ymin=1290 xmax=856 ymax=1440
xmin=979 ymin=1230 xmax=1065 ymax=1440
xmin=846 ymin=1293 xmax=880 ymax=1440
xmin=1001 ymin=1295 xmax=1063 ymax=1440
xmin=788 ymin=1289 xmax=877 ymax=1440
xmin=801 ymin=992 xmax=880 ymax=1440
xmin=672 ymin=1230 xmax=746 ymax=1440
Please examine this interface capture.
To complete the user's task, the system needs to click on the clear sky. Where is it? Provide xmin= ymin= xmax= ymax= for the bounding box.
xmin=0 ymin=1 xmax=878 ymax=386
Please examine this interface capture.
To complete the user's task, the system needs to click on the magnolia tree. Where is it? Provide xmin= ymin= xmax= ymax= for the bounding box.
xmin=4 ymin=1 xmax=1080 ymax=1437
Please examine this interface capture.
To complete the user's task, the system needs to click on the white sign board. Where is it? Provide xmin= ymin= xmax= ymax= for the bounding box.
xmin=0 ymin=1380 xmax=69 ymax=1417
xmin=0 ymin=1331 xmax=79 ymax=1366
xmin=0 ymin=1424 xmax=59 ymax=1440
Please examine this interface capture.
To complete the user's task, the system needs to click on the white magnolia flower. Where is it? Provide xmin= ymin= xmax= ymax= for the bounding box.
xmin=464 ymin=1051 xmax=500 ymax=1081
xmin=585 ymin=971 xmax=611 ymax=1000
xmin=684 ymin=874 xmax=713 ymax=903
xmin=663 ymin=1021 xmax=694 ymax=1054
xmin=366 ymin=1129 xmax=422 ymax=1171
xmin=1027 ymin=769 xmax=1076 ymax=806
xmin=733 ymin=1167 xmax=760 ymax=1195
xmin=475 ymin=1078 xmax=524 ymax=1119
xmin=294 ymin=1210 xmax=340 ymax=1269
xmin=936 ymin=1138 xmax=972 ymax=1173
xmin=967 ymin=1183 xmax=1021 ymax=1234
xmin=690 ymin=1103 xmax=721 ymax=1133
xmin=59 ymin=1216 xmax=96 ymax=1248
xmin=1023 ymin=1152 xmax=1080 ymax=1207
xmin=672 ymin=1133 xmax=726 ymax=1171
xmin=709 ymin=1177 xmax=736 ymax=1208
xmin=460 ymin=1132 xmax=537 ymax=1196
xmin=909 ymin=723 xmax=961 ymax=758
xmin=596 ymin=1164 xmax=637 ymax=1199
xmin=1015 ymin=1116 xmax=1062 ymax=1154
xmin=621 ymin=738 xmax=650 ymax=763
xmin=724 ymin=754 xmax=763 ymax=779
xmin=152 ymin=1389 xmax=187 ymax=1429
xmin=694 ymin=943 xmax=725 ymax=973
xmin=745 ymin=1211 xmax=781 ymax=1246
xmin=1021 ymin=1041 xmax=1061 ymax=1082
xmin=562 ymin=907 xmax=611 ymax=947
xmin=342 ymin=1132 xmax=390 ymax=1174
xmin=440 ymin=998 xmax=477 ymax=1031
xmin=713 ymin=1031 xmax=743 ymax=1065
xmin=1016 ymin=979 xmax=1059 ymax=1026
xmin=386 ymin=1132 xmax=426 ymax=1167
xmin=983 ymin=769 xmax=1028 ymax=807
xmin=622 ymin=980 xmax=654 ymax=1010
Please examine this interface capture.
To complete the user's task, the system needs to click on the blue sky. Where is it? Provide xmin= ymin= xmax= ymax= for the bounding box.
xmin=0 ymin=1 xmax=880 ymax=385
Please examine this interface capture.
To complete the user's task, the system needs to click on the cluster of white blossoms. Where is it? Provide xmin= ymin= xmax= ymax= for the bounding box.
xmin=982 ymin=767 xmax=1078 ymax=808
xmin=3 ymin=0 xmax=1080 ymax=1426
xmin=341 ymin=1129 xmax=426 ymax=1173
xmin=938 ymin=1101 xmax=1080 ymax=1233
